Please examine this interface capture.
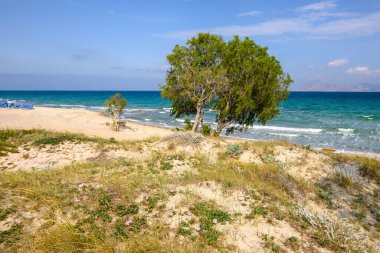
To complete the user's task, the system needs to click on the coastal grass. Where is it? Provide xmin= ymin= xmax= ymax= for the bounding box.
xmin=1 ymin=129 xmax=379 ymax=252
xmin=327 ymin=153 xmax=380 ymax=183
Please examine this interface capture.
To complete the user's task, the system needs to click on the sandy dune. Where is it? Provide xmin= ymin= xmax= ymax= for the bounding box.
xmin=0 ymin=107 xmax=172 ymax=140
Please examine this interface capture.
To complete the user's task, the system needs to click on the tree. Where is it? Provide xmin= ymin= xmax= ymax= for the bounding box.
xmin=161 ymin=33 xmax=292 ymax=136
xmin=104 ymin=93 xmax=127 ymax=131
xmin=161 ymin=33 xmax=227 ymax=132
xmin=213 ymin=36 xmax=292 ymax=136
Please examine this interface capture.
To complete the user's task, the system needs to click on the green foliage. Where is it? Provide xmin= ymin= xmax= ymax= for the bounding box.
xmin=104 ymin=93 xmax=128 ymax=131
xmin=116 ymin=204 xmax=139 ymax=217
xmin=177 ymin=221 xmax=192 ymax=236
xmin=113 ymin=219 xmax=129 ymax=238
xmin=200 ymin=124 xmax=212 ymax=136
xmin=225 ymin=143 xmax=244 ymax=156
xmin=146 ymin=195 xmax=160 ymax=210
xmin=33 ymin=133 xmax=90 ymax=146
xmin=246 ymin=204 xmax=268 ymax=219
xmin=215 ymin=36 xmax=292 ymax=136
xmin=285 ymin=236 xmax=300 ymax=250
xmin=318 ymin=190 xmax=334 ymax=208
xmin=98 ymin=195 xmax=112 ymax=206
xmin=161 ymin=33 xmax=228 ymax=132
xmin=0 ymin=206 xmax=17 ymax=221
xmin=184 ymin=118 xmax=194 ymax=131
xmin=0 ymin=224 xmax=23 ymax=244
xmin=0 ymin=141 xmax=18 ymax=156
xmin=190 ymin=202 xmax=230 ymax=246
xmin=160 ymin=160 xmax=173 ymax=170
xmin=262 ymin=155 xmax=277 ymax=164
xmin=261 ymin=234 xmax=281 ymax=253
xmin=125 ymin=204 xmax=140 ymax=215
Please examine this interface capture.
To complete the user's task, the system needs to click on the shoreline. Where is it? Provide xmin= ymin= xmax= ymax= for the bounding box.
xmin=0 ymin=107 xmax=379 ymax=159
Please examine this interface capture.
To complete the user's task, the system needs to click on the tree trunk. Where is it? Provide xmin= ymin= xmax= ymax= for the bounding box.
xmin=214 ymin=121 xmax=224 ymax=136
xmin=214 ymin=119 xmax=234 ymax=136
xmin=192 ymin=103 xmax=203 ymax=132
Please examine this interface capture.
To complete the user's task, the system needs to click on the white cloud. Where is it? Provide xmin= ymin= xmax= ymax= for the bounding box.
xmin=327 ymin=58 xmax=348 ymax=67
xmin=157 ymin=11 xmax=380 ymax=39
xmin=296 ymin=1 xmax=337 ymax=13
xmin=237 ymin=11 xmax=261 ymax=18
xmin=347 ymin=66 xmax=380 ymax=75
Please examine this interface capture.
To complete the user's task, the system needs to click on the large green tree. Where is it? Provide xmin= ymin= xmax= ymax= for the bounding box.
xmin=161 ymin=33 xmax=227 ymax=132
xmin=161 ymin=33 xmax=292 ymax=136
xmin=213 ymin=36 xmax=292 ymax=136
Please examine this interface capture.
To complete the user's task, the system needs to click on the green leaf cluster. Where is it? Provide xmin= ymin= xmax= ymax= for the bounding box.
xmin=104 ymin=93 xmax=128 ymax=131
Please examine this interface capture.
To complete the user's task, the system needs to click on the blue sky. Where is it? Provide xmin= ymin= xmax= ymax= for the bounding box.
xmin=0 ymin=0 xmax=380 ymax=91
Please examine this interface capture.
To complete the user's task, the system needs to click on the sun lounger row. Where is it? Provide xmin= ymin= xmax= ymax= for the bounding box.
xmin=0 ymin=100 xmax=34 ymax=110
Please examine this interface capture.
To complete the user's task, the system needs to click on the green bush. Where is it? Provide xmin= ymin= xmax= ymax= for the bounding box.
xmin=200 ymin=124 xmax=212 ymax=136
xmin=184 ymin=119 xmax=194 ymax=131
xmin=225 ymin=144 xmax=243 ymax=156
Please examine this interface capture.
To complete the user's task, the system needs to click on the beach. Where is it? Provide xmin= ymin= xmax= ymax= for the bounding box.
xmin=0 ymin=107 xmax=172 ymax=141
xmin=1 ymin=106 xmax=379 ymax=160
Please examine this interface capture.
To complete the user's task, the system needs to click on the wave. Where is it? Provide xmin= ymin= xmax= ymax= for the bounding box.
xmin=144 ymin=118 xmax=152 ymax=121
xmin=269 ymin=133 xmax=300 ymax=138
xmin=125 ymin=108 xmax=159 ymax=112
xmin=250 ymin=125 xmax=322 ymax=134
xmin=89 ymin=106 xmax=105 ymax=110
xmin=59 ymin=104 xmax=86 ymax=108
xmin=338 ymin=128 xmax=355 ymax=133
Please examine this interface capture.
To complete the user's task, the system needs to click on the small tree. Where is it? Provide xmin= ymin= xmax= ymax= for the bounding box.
xmin=161 ymin=33 xmax=227 ymax=132
xmin=104 ymin=93 xmax=127 ymax=131
xmin=214 ymin=36 xmax=292 ymax=136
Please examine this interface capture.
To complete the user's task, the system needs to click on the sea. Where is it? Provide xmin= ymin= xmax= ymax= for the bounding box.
xmin=0 ymin=91 xmax=379 ymax=154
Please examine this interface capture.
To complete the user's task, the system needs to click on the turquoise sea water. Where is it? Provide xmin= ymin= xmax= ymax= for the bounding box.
xmin=0 ymin=91 xmax=379 ymax=153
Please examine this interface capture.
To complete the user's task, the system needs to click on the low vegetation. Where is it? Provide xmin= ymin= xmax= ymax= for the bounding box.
xmin=0 ymin=129 xmax=379 ymax=252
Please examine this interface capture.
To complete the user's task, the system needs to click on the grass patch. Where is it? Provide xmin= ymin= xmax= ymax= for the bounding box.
xmin=327 ymin=153 xmax=380 ymax=184
xmin=261 ymin=234 xmax=281 ymax=253
xmin=190 ymin=201 xmax=230 ymax=246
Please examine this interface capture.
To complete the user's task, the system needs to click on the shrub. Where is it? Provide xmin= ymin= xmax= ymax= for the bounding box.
xmin=318 ymin=190 xmax=334 ymax=208
xmin=261 ymin=234 xmax=281 ymax=253
xmin=294 ymin=206 xmax=367 ymax=252
xmin=334 ymin=164 xmax=360 ymax=188
xmin=285 ymin=236 xmax=300 ymax=250
xmin=184 ymin=119 xmax=194 ymax=131
xmin=225 ymin=144 xmax=243 ymax=156
xmin=200 ymin=124 xmax=212 ymax=136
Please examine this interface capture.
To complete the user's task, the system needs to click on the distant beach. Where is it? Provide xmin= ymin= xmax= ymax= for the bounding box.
xmin=0 ymin=91 xmax=379 ymax=154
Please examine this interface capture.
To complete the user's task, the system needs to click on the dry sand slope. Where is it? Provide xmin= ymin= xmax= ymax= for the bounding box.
xmin=0 ymin=107 xmax=172 ymax=140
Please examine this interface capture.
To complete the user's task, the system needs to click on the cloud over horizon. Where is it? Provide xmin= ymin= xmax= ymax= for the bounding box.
xmin=327 ymin=58 xmax=348 ymax=67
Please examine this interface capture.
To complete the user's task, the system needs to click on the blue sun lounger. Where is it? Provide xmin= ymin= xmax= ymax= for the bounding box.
xmin=0 ymin=100 xmax=34 ymax=110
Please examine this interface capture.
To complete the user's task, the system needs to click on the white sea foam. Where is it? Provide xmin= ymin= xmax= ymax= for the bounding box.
xmin=338 ymin=128 xmax=355 ymax=133
xmin=144 ymin=118 xmax=152 ymax=121
xmin=125 ymin=108 xmax=158 ymax=112
xmin=159 ymin=111 xmax=167 ymax=114
xmin=269 ymin=133 xmax=299 ymax=138
xmin=250 ymin=125 xmax=322 ymax=134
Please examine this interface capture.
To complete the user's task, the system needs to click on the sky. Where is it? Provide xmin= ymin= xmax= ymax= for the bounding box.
xmin=0 ymin=0 xmax=380 ymax=91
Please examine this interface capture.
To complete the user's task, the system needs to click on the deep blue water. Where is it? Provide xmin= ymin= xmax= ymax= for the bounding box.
xmin=0 ymin=91 xmax=379 ymax=153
